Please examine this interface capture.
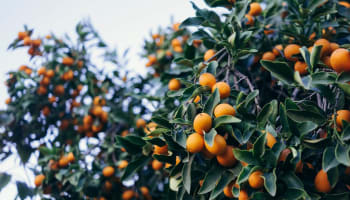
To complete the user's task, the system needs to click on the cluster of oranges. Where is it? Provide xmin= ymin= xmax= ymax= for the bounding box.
xmin=244 ymin=2 xmax=262 ymax=26
xmin=18 ymin=31 xmax=42 ymax=56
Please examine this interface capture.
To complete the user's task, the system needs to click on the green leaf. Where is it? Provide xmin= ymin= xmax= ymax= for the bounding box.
xmin=206 ymin=61 xmax=218 ymax=75
xmin=0 ymin=173 xmax=11 ymax=192
xmin=310 ymin=45 xmax=322 ymax=71
xmin=203 ymin=88 xmax=220 ymax=116
xmin=257 ymin=102 xmax=273 ymax=128
xmin=286 ymin=109 xmax=326 ymax=125
xmin=260 ymin=60 xmax=295 ymax=84
xmin=122 ymin=156 xmax=151 ymax=180
xmin=209 ymin=171 xmax=235 ymax=200
xmin=143 ymin=137 xmax=166 ymax=146
xmin=213 ymin=115 xmax=241 ymax=128
xmin=237 ymin=165 xmax=258 ymax=184
xmin=299 ymin=46 xmax=312 ymax=72
xmin=174 ymin=57 xmax=194 ymax=67
xmin=280 ymin=172 xmax=304 ymax=189
xmin=263 ymin=169 xmax=277 ymax=196
xmin=16 ymin=181 xmax=34 ymax=200
xmin=180 ymin=17 xmax=205 ymax=28
xmin=198 ymin=164 xmax=223 ymax=194
xmin=335 ymin=143 xmax=350 ymax=166
xmin=311 ymin=72 xmax=336 ymax=85
xmin=322 ymin=146 xmax=339 ymax=172
xmin=233 ymin=149 xmax=259 ymax=165
xmin=253 ymin=132 xmax=266 ymax=158
xmin=204 ymin=128 xmax=217 ymax=147
xmin=182 ymin=154 xmax=194 ymax=193
xmin=151 ymin=115 xmax=172 ymax=129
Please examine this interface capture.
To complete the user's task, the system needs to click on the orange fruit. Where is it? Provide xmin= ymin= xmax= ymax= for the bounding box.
xmin=223 ymin=181 xmax=234 ymax=198
xmin=295 ymin=160 xmax=303 ymax=173
xmin=102 ymin=166 xmax=115 ymax=177
xmin=40 ymin=77 xmax=50 ymax=86
xmin=173 ymin=23 xmax=181 ymax=31
xmin=335 ymin=110 xmax=350 ymax=129
xmin=212 ymin=82 xmax=231 ymax=99
xmin=118 ymin=160 xmax=128 ymax=169
xmin=168 ymin=78 xmax=181 ymax=91
xmin=136 ymin=118 xmax=146 ymax=128
xmin=193 ymin=113 xmax=212 ymax=135
xmin=32 ymin=39 xmax=41 ymax=47
xmin=140 ymin=186 xmax=149 ymax=196
xmin=23 ymin=36 xmax=32 ymax=46
xmin=24 ymin=68 xmax=32 ymax=75
xmin=214 ymin=103 xmax=236 ymax=118
xmin=204 ymin=134 xmax=227 ymax=155
xmin=186 ymin=133 xmax=204 ymax=153
xmin=262 ymin=51 xmax=275 ymax=61
xmin=34 ymin=174 xmax=45 ymax=187
xmin=204 ymin=49 xmax=216 ymax=61
xmin=38 ymin=67 xmax=46 ymax=76
xmin=58 ymin=156 xmax=69 ymax=167
xmin=105 ymin=180 xmax=113 ymax=191
xmin=245 ymin=14 xmax=254 ymax=25
xmin=193 ymin=39 xmax=202 ymax=48
xmin=171 ymin=38 xmax=181 ymax=47
xmin=314 ymin=169 xmax=332 ymax=193
xmin=201 ymin=145 xmax=215 ymax=159
xmin=18 ymin=31 xmax=28 ymax=40
xmin=314 ymin=39 xmax=331 ymax=56
xmin=122 ymin=190 xmax=135 ymax=200
xmin=154 ymin=144 xmax=168 ymax=155
xmin=49 ymin=160 xmax=59 ymax=171
xmin=83 ymin=115 xmax=93 ymax=125
xmin=278 ymin=148 xmax=291 ymax=162
xmin=330 ymin=48 xmax=350 ymax=73
xmin=46 ymin=69 xmax=55 ymax=78
xmin=294 ymin=61 xmax=308 ymax=75
xmin=193 ymin=95 xmax=201 ymax=103
xmin=330 ymin=42 xmax=339 ymax=53
xmin=216 ymin=146 xmax=237 ymax=167
xmin=54 ymin=85 xmax=65 ymax=96
xmin=248 ymin=170 xmax=264 ymax=189
xmin=322 ymin=56 xmax=331 ymax=67
xmin=339 ymin=1 xmax=350 ymax=8
xmin=37 ymin=86 xmax=47 ymax=95
xmin=238 ymin=190 xmax=249 ymax=200
xmin=5 ymin=98 xmax=11 ymax=105
xmin=266 ymin=132 xmax=277 ymax=148
xmin=199 ymin=73 xmax=216 ymax=88
xmin=62 ymin=57 xmax=74 ymax=66
xmin=249 ymin=2 xmax=262 ymax=16
xmin=42 ymin=106 xmax=50 ymax=116
xmin=173 ymin=46 xmax=183 ymax=53
xmin=152 ymin=160 xmax=163 ymax=170
xmin=284 ymin=44 xmax=301 ymax=61
xmin=273 ymin=45 xmax=283 ymax=56
xmin=67 ymin=152 xmax=75 ymax=163
xmin=92 ymin=106 xmax=103 ymax=117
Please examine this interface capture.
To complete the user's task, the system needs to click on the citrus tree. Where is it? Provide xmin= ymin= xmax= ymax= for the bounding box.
xmin=2 ymin=0 xmax=350 ymax=200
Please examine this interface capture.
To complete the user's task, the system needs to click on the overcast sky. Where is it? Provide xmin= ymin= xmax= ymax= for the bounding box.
xmin=0 ymin=0 xmax=211 ymax=198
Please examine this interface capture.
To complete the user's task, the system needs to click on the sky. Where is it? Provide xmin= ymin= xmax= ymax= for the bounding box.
xmin=0 ymin=0 xmax=208 ymax=198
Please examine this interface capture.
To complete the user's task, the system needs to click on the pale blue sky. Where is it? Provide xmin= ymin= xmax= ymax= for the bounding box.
xmin=0 ymin=0 xmax=211 ymax=198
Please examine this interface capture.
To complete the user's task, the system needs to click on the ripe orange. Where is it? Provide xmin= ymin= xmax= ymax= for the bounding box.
xmin=54 ymin=85 xmax=65 ymax=96
xmin=58 ymin=156 xmax=69 ymax=168
xmin=294 ymin=61 xmax=308 ymax=75
xmin=23 ymin=36 xmax=32 ymax=46
xmin=40 ymin=77 xmax=50 ymax=86
xmin=67 ymin=152 xmax=75 ymax=163
xmin=314 ymin=169 xmax=332 ymax=193
xmin=193 ymin=113 xmax=212 ymax=135
xmin=284 ymin=44 xmax=301 ymax=61
xmin=193 ymin=39 xmax=202 ymax=48
xmin=266 ymin=132 xmax=277 ymax=148
xmin=62 ymin=57 xmax=74 ymax=66
xmin=199 ymin=73 xmax=216 ymax=88
xmin=152 ymin=159 xmax=163 ymax=170
xmin=104 ymin=180 xmax=112 ymax=191
xmin=38 ymin=67 xmax=46 ymax=76
xmin=339 ymin=1 xmax=350 ymax=8
xmin=122 ymin=190 xmax=135 ymax=200
xmin=248 ymin=170 xmax=264 ymax=189
xmin=335 ymin=110 xmax=350 ymax=129
xmin=186 ymin=133 xmax=204 ymax=153
xmin=238 ymin=190 xmax=249 ymax=200
xmin=295 ymin=160 xmax=303 ymax=173
xmin=168 ymin=78 xmax=181 ymax=91
xmin=212 ymin=82 xmax=231 ymax=99
xmin=248 ymin=2 xmax=262 ymax=16
xmin=322 ymin=56 xmax=331 ymax=68
xmin=154 ymin=144 xmax=168 ymax=155
xmin=245 ymin=14 xmax=254 ymax=25
xmin=201 ymin=145 xmax=215 ymax=159
xmin=37 ymin=86 xmax=47 ymax=95
xmin=18 ymin=31 xmax=28 ymax=40
xmin=273 ymin=45 xmax=283 ymax=56
xmin=330 ymin=42 xmax=339 ymax=53
xmin=216 ymin=146 xmax=237 ymax=167
xmin=173 ymin=46 xmax=183 ymax=53
xmin=41 ymin=106 xmax=50 ymax=116
xmin=5 ymin=98 xmax=11 ymax=105
xmin=118 ymin=160 xmax=128 ymax=169
xmin=193 ymin=95 xmax=201 ymax=103
xmin=92 ymin=106 xmax=103 ymax=117
xmin=204 ymin=49 xmax=216 ymax=61
xmin=46 ymin=69 xmax=55 ymax=78
xmin=330 ymin=48 xmax=350 ymax=73
xmin=102 ymin=166 xmax=115 ymax=177
xmin=204 ymin=134 xmax=227 ymax=155
xmin=223 ymin=181 xmax=234 ymax=198
xmin=171 ymin=38 xmax=181 ymax=47
xmin=262 ymin=51 xmax=276 ymax=61
xmin=140 ymin=186 xmax=149 ymax=196
xmin=314 ymin=39 xmax=331 ymax=56
xmin=173 ymin=23 xmax=181 ymax=31
xmin=32 ymin=39 xmax=41 ymax=47
xmin=136 ymin=118 xmax=146 ymax=128
xmin=34 ymin=174 xmax=45 ymax=187
xmin=214 ymin=103 xmax=236 ymax=118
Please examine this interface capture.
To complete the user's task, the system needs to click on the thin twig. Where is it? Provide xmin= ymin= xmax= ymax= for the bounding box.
xmin=235 ymin=70 xmax=261 ymax=112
